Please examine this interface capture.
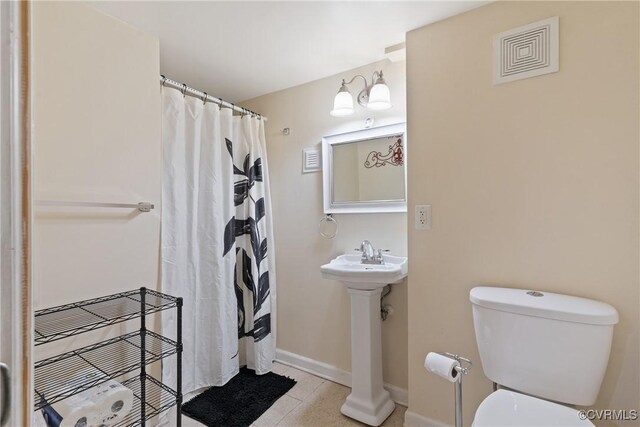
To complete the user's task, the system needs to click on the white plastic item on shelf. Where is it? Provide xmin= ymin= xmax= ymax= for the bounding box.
xmin=46 ymin=392 xmax=99 ymax=427
xmin=46 ymin=369 xmax=134 ymax=427
xmin=83 ymin=378 xmax=134 ymax=426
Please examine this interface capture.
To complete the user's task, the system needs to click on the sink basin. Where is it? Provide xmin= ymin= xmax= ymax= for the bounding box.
xmin=320 ymin=253 xmax=408 ymax=289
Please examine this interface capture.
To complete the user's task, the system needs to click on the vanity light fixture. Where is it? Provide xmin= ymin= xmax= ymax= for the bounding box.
xmin=330 ymin=70 xmax=392 ymax=117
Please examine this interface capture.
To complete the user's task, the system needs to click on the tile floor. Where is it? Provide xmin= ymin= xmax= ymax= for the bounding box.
xmin=181 ymin=362 xmax=407 ymax=427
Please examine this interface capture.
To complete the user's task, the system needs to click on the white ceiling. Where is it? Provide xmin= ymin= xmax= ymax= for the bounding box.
xmin=88 ymin=1 xmax=486 ymax=102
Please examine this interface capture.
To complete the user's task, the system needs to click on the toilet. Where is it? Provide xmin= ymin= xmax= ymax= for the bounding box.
xmin=470 ymin=287 xmax=619 ymax=427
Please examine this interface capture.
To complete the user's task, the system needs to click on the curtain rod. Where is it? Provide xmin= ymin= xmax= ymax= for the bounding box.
xmin=160 ymin=75 xmax=267 ymax=121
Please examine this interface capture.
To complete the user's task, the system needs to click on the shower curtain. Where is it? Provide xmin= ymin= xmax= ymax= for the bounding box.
xmin=160 ymin=87 xmax=276 ymax=395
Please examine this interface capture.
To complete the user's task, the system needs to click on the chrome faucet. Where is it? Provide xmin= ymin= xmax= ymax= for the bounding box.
xmin=360 ymin=240 xmax=384 ymax=264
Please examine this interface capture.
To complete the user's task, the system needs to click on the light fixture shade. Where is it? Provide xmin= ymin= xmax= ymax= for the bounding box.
xmin=330 ymin=86 xmax=354 ymax=117
xmin=367 ymin=82 xmax=391 ymax=110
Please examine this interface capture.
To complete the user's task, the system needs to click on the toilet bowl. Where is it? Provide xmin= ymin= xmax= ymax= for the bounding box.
xmin=472 ymin=389 xmax=593 ymax=427
xmin=470 ymin=287 xmax=618 ymax=427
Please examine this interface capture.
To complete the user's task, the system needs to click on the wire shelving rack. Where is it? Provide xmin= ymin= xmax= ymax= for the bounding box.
xmin=34 ymin=287 xmax=183 ymax=427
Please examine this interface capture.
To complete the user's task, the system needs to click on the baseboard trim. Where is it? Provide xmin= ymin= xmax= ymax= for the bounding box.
xmin=403 ymin=410 xmax=448 ymax=427
xmin=384 ymin=382 xmax=409 ymax=408
xmin=275 ymin=348 xmax=408 ymax=407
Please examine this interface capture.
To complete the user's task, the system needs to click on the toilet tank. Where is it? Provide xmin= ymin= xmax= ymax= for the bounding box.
xmin=470 ymin=287 xmax=618 ymax=406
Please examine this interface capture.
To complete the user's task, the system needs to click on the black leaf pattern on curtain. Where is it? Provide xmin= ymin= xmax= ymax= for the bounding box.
xmin=257 ymin=239 xmax=268 ymax=266
xmin=255 ymin=272 xmax=270 ymax=314
xmin=242 ymin=249 xmax=254 ymax=294
xmin=252 ymin=314 xmax=271 ymax=342
xmin=249 ymin=158 xmax=262 ymax=184
xmin=234 ymin=248 xmax=245 ymax=340
xmin=243 ymin=154 xmax=251 ymax=178
xmin=223 ymin=217 xmax=235 ymax=256
xmin=234 ymin=180 xmax=249 ymax=206
xmin=227 ymin=138 xmax=264 ymax=208
xmin=254 ymin=198 xmax=265 ymax=222
xmin=248 ymin=217 xmax=260 ymax=263
xmin=224 ymin=137 xmax=271 ymax=343
xmin=223 ymin=218 xmax=253 ymax=257
xmin=225 ymin=138 xmax=234 ymax=159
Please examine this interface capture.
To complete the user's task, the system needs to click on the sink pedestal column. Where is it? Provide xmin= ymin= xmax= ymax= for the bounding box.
xmin=341 ymin=286 xmax=395 ymax=426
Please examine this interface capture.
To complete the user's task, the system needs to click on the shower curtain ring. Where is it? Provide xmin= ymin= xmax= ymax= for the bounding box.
xmin=202 ymin=92 xmax=208 ymax=105
xmin=181 ymin=83 xmax=188 ymax=97
xmin=160 ymin=75 xmax=167 ymax=86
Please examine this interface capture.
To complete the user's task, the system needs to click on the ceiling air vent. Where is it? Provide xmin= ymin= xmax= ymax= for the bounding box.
xmin=493 ymin=16 xmax=559 ymax=85
xmin=302 ymin=147 xmax=321 ymax=173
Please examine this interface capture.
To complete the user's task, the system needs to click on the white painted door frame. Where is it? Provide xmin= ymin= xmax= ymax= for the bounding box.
xmin=1 ymin=1 xmax=33 ymax=425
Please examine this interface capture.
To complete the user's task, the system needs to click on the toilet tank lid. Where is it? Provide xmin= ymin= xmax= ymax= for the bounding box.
xmin=470 ymin=287 xmax=619 ymax=325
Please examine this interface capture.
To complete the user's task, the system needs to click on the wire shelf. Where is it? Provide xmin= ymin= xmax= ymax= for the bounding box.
xmin=35 ymin=374 xmax=177 ymax=427
xmin=34 ymin=288 xmax=178 ymax=345
xmin=113 ymin=375 xmax=178 ymax=427
xmin=34 ymin=330 xmax=177 ymax=410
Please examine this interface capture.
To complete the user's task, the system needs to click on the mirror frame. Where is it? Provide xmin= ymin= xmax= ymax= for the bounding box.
xmin=322 ymin=122 xmax=407 ymax=214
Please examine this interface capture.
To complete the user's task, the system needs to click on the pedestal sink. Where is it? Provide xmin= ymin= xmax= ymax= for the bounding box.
xmin=320 ymin=253 xmax=408 ymax=426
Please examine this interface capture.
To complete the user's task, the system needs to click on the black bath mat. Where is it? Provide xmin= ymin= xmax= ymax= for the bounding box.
xmin=182 ymin=367 xmax=297 ymax=427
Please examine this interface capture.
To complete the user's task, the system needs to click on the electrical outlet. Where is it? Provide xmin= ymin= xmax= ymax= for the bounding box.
xmin=415 ymin=205 xmax=431 ymax=230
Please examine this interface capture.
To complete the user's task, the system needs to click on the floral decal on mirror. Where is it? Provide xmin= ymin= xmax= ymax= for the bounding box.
xmin=364 ymin=138 xmax=403 ymax=168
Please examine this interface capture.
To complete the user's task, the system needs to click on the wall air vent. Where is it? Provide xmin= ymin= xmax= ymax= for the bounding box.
xmin=493 ymin=16 xmax=559 ymax=85
xmin=302 ymin=147 xmax=321 ymax=173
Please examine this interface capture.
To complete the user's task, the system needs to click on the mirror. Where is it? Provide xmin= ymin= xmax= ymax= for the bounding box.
xmin=322 ymin=123 xmax=406 ymax=214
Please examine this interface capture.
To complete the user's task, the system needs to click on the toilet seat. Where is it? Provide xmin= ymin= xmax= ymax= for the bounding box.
xmin=472 ymin=390 xmax=594 ymax=427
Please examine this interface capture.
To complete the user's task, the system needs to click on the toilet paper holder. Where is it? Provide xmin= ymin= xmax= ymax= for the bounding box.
xmin=435 ymin=352 xmax=472 ymax=427
xmin=439 ymin=352 xmax=473 ymax=377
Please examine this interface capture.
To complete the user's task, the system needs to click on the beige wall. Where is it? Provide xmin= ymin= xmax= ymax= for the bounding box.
xmin=242 ymin=60 xmax=409 ymax=390
xmin=406 ymin=1 xmax=639 ymax=425
xmin=32 ymin=1 xmax=161 ymax=353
